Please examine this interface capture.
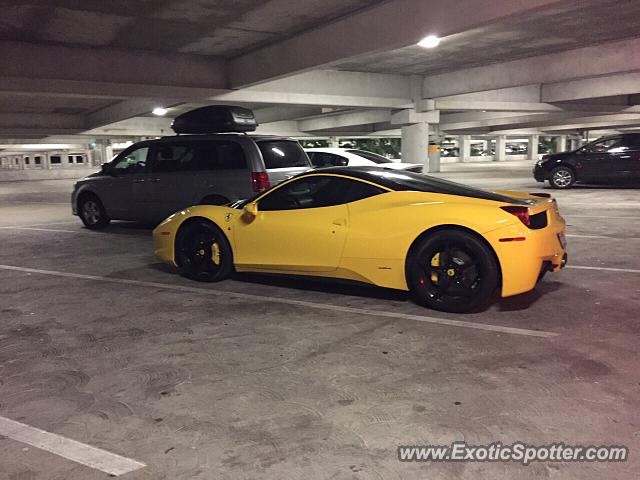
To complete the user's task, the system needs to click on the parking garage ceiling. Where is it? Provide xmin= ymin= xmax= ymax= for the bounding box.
xmin=2 ymin=0 xmax=640 ymax=140
xmin=0 ymin=0 xmax=385 ymax=56
xmin=334 ymin=0 xmax=640 ymax=75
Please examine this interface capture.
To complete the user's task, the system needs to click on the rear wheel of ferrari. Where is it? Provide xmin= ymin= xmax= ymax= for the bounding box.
xmin=548 ymin=166 xmax=575 ymax=189
xmin=176 ymin=219 xmax=233 ymax=282
xmin=407 ymin=230 xmax=499 ymax=313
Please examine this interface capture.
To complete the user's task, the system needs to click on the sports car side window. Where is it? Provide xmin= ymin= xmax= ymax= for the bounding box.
xmin=343 ymin=180 xmax=385 ymax=203
xmin=259 ymin=176 xmax=384 ymax=211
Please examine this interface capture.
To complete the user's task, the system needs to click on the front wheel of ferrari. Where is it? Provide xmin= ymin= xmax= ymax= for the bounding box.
xmin=407 ymin=230 xmax=499 ymax=313
xmin=176 ymin=219 xmax=233 ymax=282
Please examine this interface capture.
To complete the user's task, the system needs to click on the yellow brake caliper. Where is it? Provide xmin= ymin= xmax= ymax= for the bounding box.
xmin=211 ymin=242 xmax=221 ymax=266
xmin=430 ymin=252 xmax=440 ymax=283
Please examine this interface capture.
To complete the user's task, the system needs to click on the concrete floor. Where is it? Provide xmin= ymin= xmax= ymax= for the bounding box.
xmin=0 ymin=161 xmax=639 ymax=479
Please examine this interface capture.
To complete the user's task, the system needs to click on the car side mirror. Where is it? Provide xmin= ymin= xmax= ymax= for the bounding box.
xmin=243 ymin=202 xmax=258 ymax=220
xmin=101 ymin=163 xmax=114 ymax=175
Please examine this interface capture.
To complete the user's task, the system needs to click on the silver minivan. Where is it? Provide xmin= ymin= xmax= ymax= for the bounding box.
xmin=72 ymin=107 xmax=312 ymax=229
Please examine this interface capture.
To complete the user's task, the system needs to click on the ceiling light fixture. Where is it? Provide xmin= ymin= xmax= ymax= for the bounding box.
xmin=417 ymin=35 xmax=440 ymax=48
xmin=152 ymin=107 xmax=168 ymax=116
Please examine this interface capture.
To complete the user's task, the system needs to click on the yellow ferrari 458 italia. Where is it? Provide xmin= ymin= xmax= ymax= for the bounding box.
xmin=153 ymin=167 xmax=567 ymax=313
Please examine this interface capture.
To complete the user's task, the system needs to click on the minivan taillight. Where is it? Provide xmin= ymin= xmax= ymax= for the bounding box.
xmin=500 ymin=206 xmax=531 ymax=227
xmin=251 ymin=171 xmax=270 ymax=192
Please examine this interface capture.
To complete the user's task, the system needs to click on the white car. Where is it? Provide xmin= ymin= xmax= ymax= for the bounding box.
xmin=305 ymin=148 xmax=423 ymax=173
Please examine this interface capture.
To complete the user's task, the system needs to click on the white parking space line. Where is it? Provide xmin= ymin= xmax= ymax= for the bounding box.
xmin=0 ymin=226 xmax=80 ymax=233
xmin=564 ymin=215 xmax=640 ymax=219
xmin=0 ymin=221 xmax=77 ymax=228
xmin=0 ymin=264 xmax=558 ymax=338
xmin=0 ymin=416 xmax=146 ymax=477
xmin=567 ymin=265 xmax=640 ymax=274
xmin=566 ymin=234 xmax=640 ymax=240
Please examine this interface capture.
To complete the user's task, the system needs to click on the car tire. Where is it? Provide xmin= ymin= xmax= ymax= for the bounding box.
xmin=199 ymin=195 xmax=230 ymax=206
xmin=548 ymin=166 xmax=576 ymax=189
xmin=78 ymin=194 xmax=110 ymax=230
xmin=406 ymin=229 xmax=499 ymax=313
xmin=176 ymin=219 xmax=233 ymax=282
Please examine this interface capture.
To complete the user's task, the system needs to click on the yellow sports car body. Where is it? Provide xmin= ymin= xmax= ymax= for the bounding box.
xmin=153 ymin=167 xmax=567 ymax=312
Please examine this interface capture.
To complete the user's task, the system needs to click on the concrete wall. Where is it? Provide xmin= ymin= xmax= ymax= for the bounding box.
xmin=0 ymin=166 xmax=97 ymax=182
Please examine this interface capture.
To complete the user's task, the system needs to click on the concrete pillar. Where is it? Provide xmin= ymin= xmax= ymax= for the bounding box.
xmin=458 ymin=135 xmax=471 ymax=163
xmin=328 ymin=136 xmax=340 ymax=148
xmin=528 ymin=134 xmax=539 ymax=160
xmin=95 ymin=140 xmax=113 ymax=165
xmin=494 ymin=135 xmax=507 ymax=161
xmin=401 ymin=122 xmax=431 ymax=172
xmin=557 ymin=135 xmax=567 ymax=152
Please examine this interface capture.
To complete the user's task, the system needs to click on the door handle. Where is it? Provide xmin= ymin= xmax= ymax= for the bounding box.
xmin=332 ymin=218 xmax=347 ymax=226
xmin=132 ymin=179 xmax=145 ymax=183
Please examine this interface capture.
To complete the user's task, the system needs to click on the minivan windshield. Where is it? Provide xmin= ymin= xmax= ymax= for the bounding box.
xmin=257 ymin=140 xmax=309 ymax=169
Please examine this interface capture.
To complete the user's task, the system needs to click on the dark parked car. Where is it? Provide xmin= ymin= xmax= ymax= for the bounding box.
xmin=533 ymin=134 xmax=640 ymax=188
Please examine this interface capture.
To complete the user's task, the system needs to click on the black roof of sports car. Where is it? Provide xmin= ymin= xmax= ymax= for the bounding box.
xmin=302 ymin=166 xmax=531 ymax=205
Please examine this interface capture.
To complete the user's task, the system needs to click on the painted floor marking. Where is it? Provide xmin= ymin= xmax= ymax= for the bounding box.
xmin=0 ymin=416 xmax=146 ymax=476
xmin=567 ymin=265 xmax=640 ymax=274
xmin=0 ymin=226 xmax=79 ymax=233
xmin=564 ymin=215 xmax=640 ymax=219
xmin=0 ymin=263 xmax=557 ymax=338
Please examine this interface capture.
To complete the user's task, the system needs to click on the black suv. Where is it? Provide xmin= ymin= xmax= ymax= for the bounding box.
xmin=533 ymin=134 xmax=640 ymax=188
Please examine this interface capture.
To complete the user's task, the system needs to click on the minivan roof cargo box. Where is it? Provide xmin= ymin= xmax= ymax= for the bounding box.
xmin=171 ymin=106 xmax=258 ymax=134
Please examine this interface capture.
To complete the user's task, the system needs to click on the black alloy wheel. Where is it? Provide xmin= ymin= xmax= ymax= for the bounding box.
xmin=176 ymin=219 xmax=233 ymax=282
xmin=407 ymin=230 xmax=499 ymax=313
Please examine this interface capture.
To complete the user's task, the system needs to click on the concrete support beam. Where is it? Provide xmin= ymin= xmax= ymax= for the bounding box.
xmin=298 ymin=109 xmax=391 ymax=132
xmin=528 ymin=135 xmax=539 ymax=160
xmin=329 ymin=137 xmax=340 ymax=148
xmin=402 ymin=122 xmax=431 ymax=172
xmin=254 ymin=106 xmax=322 ymax=124
xmin=494 ymin=135 xmax=507 ymax=162
xmin=423 ymin=37 xmax=640 ymax=98
xmin=229 ymin=0 xmax=570 ymax=87
xmin=542 ymin=72 xmax=640 ymax=102
xmin=391 ymin=109 xmax=439 ymax=126
xmin=459 ymin=135 xmax=471 ymax=163
xmin=0 ymin=41 xmax=227 ymax=91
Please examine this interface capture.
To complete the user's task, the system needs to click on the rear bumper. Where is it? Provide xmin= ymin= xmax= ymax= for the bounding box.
xmin=486 ymin=220 xmax=567 ymax=298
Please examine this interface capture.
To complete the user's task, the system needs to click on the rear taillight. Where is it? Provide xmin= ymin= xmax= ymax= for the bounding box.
xmin=251 ymin=171 xmax=270 ymax=192
xmin=500 ymin=206 xmax=530 ymax=227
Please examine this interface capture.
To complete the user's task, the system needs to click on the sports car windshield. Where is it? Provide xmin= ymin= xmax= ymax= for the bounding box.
xmin=364 ymin=169 xmax=531 ymax=205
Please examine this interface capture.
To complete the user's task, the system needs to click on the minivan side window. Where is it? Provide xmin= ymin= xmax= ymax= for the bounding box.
xmin=258 ymin=176 xmax=384 ymax=211
xmin=258 ymin=140 xmax=309 ymax=169
xmin=149 ymin=142 xmax=247 ymax=173
xmin=194 ymin=141 xmax=247 ymax=170
xmin=113 ymin=147 xmax=149 ymax=174
xmin=151 ymin=144 xmax=195 ymax=172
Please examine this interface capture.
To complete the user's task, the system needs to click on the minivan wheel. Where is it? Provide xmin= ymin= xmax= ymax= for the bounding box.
xmin=78 ymin=194 xmax=110 ymax=229
xmin=406 ymin=230 xmax=499 ymax=313
xmin=548 ymin=166 xmax=575 ymax=189
xmin=176 ymin=219 xmax=233 ymax=282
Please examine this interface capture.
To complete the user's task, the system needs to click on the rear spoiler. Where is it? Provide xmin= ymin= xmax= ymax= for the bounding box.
xmin=494 ymin=189 xmax=556 ymax=215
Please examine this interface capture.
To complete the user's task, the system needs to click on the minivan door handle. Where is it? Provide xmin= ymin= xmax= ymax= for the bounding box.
xmin=132 ymin=178 xmax=145 ymax=183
